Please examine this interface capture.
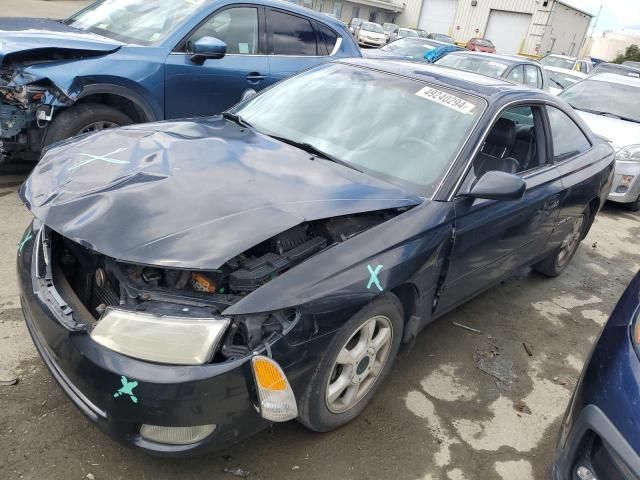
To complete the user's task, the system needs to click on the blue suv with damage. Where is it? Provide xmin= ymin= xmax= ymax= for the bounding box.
xmin=0 ymin=0 xmax=359 ymax=163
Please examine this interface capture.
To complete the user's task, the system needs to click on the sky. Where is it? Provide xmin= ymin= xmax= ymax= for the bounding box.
xmin=562 ymin=0 xmax=640 ymax=34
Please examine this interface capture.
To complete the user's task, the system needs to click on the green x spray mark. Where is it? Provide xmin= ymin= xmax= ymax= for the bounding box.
xmin=113 ymin=376 xmax=139 ymax=404
xmin=367 ymin=264 xmax=384 ymax=291
xmin=18 ymin=231 xmax=33 ymax=255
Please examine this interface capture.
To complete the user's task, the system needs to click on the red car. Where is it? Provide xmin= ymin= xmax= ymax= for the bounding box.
xmin=466 ymin=37 xmax=496 ymax=53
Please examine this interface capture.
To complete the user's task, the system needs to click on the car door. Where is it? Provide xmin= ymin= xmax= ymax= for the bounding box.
xmin=265 ymin=8 xmax=338 ymax=84
xmin=435 ymin=104 xmax=563 ymax=313
xmin=164 ymin=5 xmax=269 ymax=118
xmin=543 ymin=105 xmax=604 ymax=247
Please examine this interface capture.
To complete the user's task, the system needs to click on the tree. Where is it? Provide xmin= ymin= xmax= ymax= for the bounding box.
xmin=613 ymin=44 xmax=640 ymax=64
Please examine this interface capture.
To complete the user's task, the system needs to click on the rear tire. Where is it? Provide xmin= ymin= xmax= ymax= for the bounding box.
xmin=43 ymin=103 xmax=133 ymax=148
xmin=533 ymin=212 xmax=586 ymax=277
xmin=298 ymin=295 xmax=403 ymax=432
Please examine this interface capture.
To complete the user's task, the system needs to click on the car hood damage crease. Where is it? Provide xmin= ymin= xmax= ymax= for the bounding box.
xmin=20 ymin=116 xmax=423 ymax=270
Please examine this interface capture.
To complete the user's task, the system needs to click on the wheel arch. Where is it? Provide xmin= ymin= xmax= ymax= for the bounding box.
xmin=75 ymin=84 xmax=161 ymax=123
xmin=583 ymin=196 xmax=601 ymax=239
xmin=390 ymin=282 xmax=422 ymax=344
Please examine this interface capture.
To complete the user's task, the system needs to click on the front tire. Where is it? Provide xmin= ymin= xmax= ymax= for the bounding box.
xmin=298 ymin=295 xmax=403 ymax=432
xmin=43 ymin=103 xmax=133 ymax=148
xmin=533 ymin=212 xmax=586 ymax=277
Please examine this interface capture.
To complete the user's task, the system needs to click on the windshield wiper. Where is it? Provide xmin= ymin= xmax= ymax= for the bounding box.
xmin=268 ymin=134 xmax=363 ymax=173
xmin=222 ymin=111 xmax=253 ymax=128
xmin=569 ymin=106 xmax=640 ymax=123
xmin=549 ymin=78 xmax=565 ymax=89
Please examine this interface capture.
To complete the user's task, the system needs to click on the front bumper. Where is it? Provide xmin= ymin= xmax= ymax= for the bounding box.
xmin=16 ymin=225 xmax=326 ymax=456
xmin=608 ymin=160 xmax=640 ymax=204
xmin=359 ymin=38 xmax=385 ymax=47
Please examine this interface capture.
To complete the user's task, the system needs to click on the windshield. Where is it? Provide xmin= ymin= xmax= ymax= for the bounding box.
xmin=546 ymin=70 xmax=582 ymax=90
xmin=362 ymin=22 xmax=384 ymax=33
xmin=381 ymin=38 xmax=436 ymax=58
xmin=383 ymin=23 xmax=398 ymax=32
xmin=399 ymin=28 xmax=419 ymax=37
xmin=541 ymin=56 xmax=575 ymax=70
xmin=431 ymin=34 xmax=454 ymax=43
xmin=351 ymin=18 xmax=364 ymax=26
xmin=65 ymin=0 xmax=205 ymax=45
xmin=232 ymin=64 xmax=484 ymax=195
xmin=560 ymin=78 xmax=640 ymax=123
xmin=436 ymin=55 xmax=509 ymax=78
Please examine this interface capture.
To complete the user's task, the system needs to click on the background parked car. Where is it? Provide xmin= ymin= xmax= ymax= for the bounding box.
xmin=560 ymin=73 xmax=640 ymax=210
xmin=427 ymin=33 xmax=455 ymax=44
xmin=589 ymin=62 xmax=640 ymax=79
xmin=0 ymin=0 xmax=360 ymax=165
xmin=465 ymin=38 xmax=495 ymax=53
xmin=382 ymin=22 xmax=399 ymax=43
xmin=540 ymin=54 xmax=593 ymax=74
xmin=396 ymin=28 xmax=419 ymax=40
xmin=376 ymin=37 xmax=459 ymax=63
xmin=544 ymin=66 xmax=586 ymax=95
xmin=554 ymin=270 xmax=640 ymax=480
xmin=349 ymin=17 xmax=365 ymax=35
xmin=356 ymin=22 xmax=387 ymax=48
xmin=435 ymin=52 xmax=547 ymax=90
xmin=623 ymin=60 xmax=640 ymax=69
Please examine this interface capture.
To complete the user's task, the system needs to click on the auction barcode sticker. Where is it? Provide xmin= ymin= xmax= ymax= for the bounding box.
xmin=415 ymin=87 xmax=476 ymax=114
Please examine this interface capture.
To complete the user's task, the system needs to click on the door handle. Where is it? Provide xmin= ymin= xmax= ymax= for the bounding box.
xmin=246 ymin=72 xmax=265 ymax=83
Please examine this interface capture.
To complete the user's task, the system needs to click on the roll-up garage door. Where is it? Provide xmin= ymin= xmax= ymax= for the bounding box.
xmin=484 ymin=9 xmax=532 ymax=54
xmin=418 ymin=0 xmax=457 ymax=35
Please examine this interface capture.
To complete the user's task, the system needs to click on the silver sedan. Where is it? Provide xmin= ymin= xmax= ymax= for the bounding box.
xmin=560 ymin=73 xmax=640 ymax=210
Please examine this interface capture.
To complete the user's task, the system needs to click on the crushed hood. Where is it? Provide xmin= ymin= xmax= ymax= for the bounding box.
xmin=576 ymin=110 xmax=640 ymax=151
xmin=0 ymin=18 xmax=122 ymax=65
xmin=21 ymin=117 xmax=422 ymax=270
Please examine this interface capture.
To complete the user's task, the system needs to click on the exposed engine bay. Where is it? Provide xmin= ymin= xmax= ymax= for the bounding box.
xmin=49 ymin=210 xmax=400 ymax=361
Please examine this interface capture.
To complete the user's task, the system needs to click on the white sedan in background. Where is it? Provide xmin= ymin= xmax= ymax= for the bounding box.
xmin=560 ymin=73 xmax=640 ymax=210
xmin=356 ymin=22 xmax=387 ymax=47
xmin=544 ymin=66 xmax=586 ymax=95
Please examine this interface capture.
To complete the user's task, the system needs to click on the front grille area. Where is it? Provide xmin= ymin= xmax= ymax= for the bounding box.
xmin=52 ymin=232 xmax=120 ymax=319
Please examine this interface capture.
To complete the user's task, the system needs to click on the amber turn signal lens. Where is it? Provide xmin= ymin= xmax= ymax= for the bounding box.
xmin=253 ymin=357 xmax=287 ymax=391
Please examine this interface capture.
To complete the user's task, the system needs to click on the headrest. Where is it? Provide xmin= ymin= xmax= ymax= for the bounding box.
xmin=486 ymin=118 xmax=516 ymax=147
xmin=515 ymin=124 xmax=534 ymax=141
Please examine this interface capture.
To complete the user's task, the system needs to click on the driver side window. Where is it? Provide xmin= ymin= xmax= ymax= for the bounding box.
xmin=463 ymin=105 xmax=547 ymax=190
xmin=187 ymin=7 xmax=259 ymax=54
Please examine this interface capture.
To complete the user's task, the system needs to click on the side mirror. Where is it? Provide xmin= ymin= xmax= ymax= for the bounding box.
xmin=190 ymin=36 xmax=227 ymax=64
xmin=466 ymin=170 xmax=526 ymax=201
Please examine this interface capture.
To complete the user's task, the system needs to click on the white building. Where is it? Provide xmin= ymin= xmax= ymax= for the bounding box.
xmin=400 ymin=0 xmax=593 ymax=55
xmin=301 ymin=0 xmax=593 ymax=57
xmin=588 ymin=30 xmax=640 ymax=61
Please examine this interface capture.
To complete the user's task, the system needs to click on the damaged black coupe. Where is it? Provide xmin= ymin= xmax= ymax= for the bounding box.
xmin=18 ymin=59 xmax=614 ymax=454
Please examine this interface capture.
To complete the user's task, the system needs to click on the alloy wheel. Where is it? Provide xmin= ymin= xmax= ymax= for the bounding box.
xmin=325 ymin=315 xmax=393 ymax=414
xmin=557 ymin=215 xmax=585 ymax=269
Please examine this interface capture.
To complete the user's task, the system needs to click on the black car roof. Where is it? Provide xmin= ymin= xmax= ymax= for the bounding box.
xmin=337 ymin=58 xmax=543 ymax=99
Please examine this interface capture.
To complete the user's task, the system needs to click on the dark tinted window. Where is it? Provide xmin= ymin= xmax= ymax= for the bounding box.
xmin=547 ymin=106 xmax=590 ymax=161
xmin=268 ymin=10 xmax=317 ymax=55
xmin=317 ymin=23 xmax=338 ymax=55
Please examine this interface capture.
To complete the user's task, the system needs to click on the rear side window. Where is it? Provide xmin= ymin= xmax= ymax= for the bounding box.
xmin=268 ymin=10 xmax=317 ymax=55
xmin=546 ymin=106 xmax=591 ymax=161
xmin=316 ymin=23 xmax=339 ymax=55
xmin=506 ymin=65 xmax=524 ymax=84
xmin=524 ymin=65 xmax=541 ymax=88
